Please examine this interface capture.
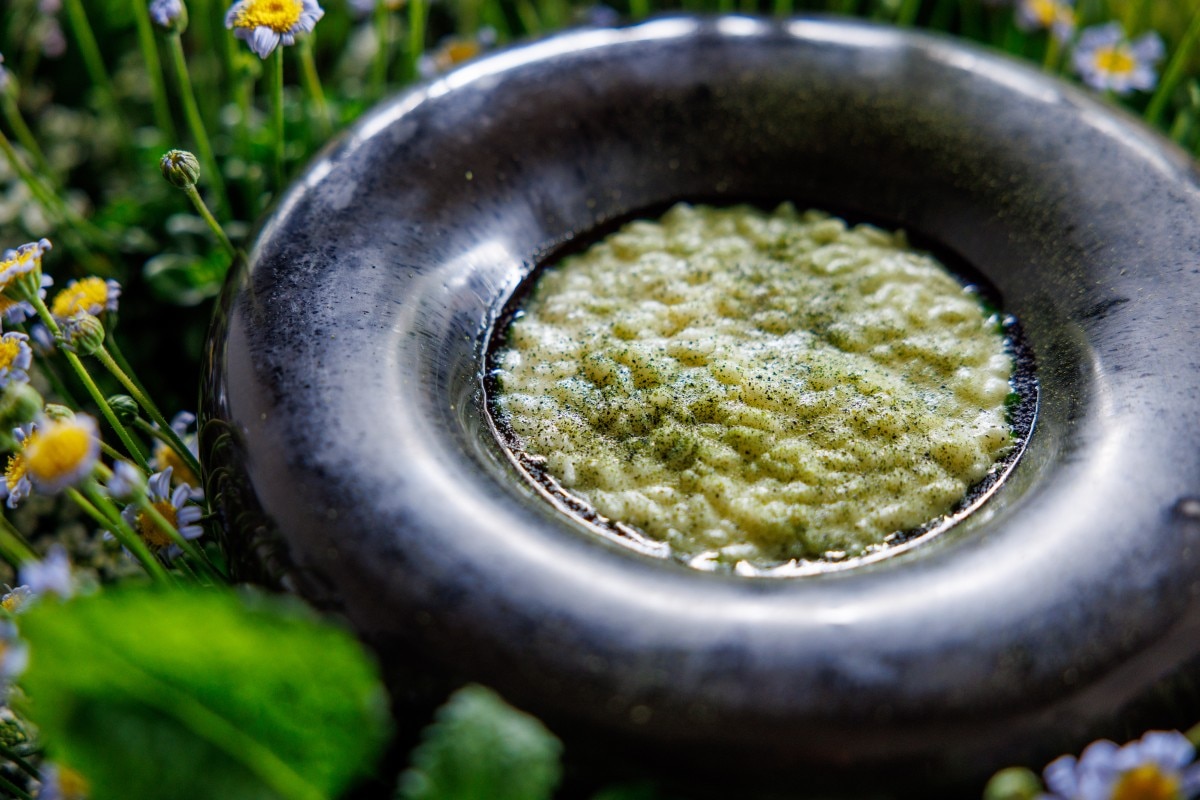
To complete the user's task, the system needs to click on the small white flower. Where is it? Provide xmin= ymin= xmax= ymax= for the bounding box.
xmin=1072 ymin=22 xmax=1165 ymax=95
xmin=18 ymin=545 xmax=74 ymax=599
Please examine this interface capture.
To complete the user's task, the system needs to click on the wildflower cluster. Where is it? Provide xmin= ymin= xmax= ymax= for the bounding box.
xmin=1009 ymin=0 xmax=1167 ymax=95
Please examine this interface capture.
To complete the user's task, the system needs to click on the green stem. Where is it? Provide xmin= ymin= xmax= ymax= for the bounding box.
xmin=272 ymin=47 xmax=285 ymax=190
xmin=130 ymin=0 xmax=179 ymax=141
xmin=70 ymin=485 xmax=169 ymax=583
xmin=0 ymin=128 xmax=112 ymax=250
xmin=298 ymin=37 xmax=333 ymax=140
xmin=62 ymin=0 xmax=127 ymax=137
xmin=0 ymin=771 xmax=33 ymax=800
xmin=408 ymin=0 xmax=428 ymax=79
xmin=773 ymin=0 xmax=794 ymax=15
xmin=183 ymin=184 xmax=237 ymax=257
xmin=139 ymin=498 xmax=225 ymax=583
xmin=168 ymin=32 xmax=230 ymax=216
xmin=1042 ymin=33 xmax=1061 ymax=72
xmin=0 ymin=515 xmax=36 ymax=568
xmin=26 ymin=292 xmax=149 ymax=471
xmin=0 ymin=742 xmax=41 ymax=780
xmin=1 ymin=94 xmax=55 ymax=184
xmin=895 ymin=0 xmax=921 ymax=27
xmin=1145 ymin=9 xmax=1200 ymax=127
xmin=372 ymin=2 xmax=392 ymax=99
xmin=631 ymin=0 xmax=651 ymax=20
xmin=514 ymin=0 xmax=542 ymax=33
xmin=93 ymin=346 xmax=203 ymax=482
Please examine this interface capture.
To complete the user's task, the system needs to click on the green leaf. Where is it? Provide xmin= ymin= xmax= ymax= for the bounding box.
xmin=398 ymin=685 xmax=562 ymax=800
xmin=17 ymin=586 xmax=391 ymax=800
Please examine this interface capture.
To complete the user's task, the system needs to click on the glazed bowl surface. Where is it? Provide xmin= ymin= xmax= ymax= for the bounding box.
xmin=203 ymin=15 xmax=1200 ymax=794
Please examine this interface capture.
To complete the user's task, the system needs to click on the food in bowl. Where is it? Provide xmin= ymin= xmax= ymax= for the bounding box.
xmin=492 ymin=202 xmax=1016 ymax=570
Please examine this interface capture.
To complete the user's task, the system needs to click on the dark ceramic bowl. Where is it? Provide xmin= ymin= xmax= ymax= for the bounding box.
xmin=203 ymin=15 xmax=1200 ymax=796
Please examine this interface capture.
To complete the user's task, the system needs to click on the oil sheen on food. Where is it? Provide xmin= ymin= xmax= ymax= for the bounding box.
xmin=494 ymin=203 xmax=1013 ymax=569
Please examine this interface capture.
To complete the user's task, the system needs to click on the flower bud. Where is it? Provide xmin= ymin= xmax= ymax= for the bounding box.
xmin=43 ymin=404 xmax=75 ymax=422
xmin=106 ymin=460 xmax=146 ymax=502
xmin=0 ymin=383 xmax=43 ymax=433
xmin=160 ymin=149 xmax=200 ymax=189
xmin=107 ymin=394 xmax=139 ymax=424
xmin=62 ymin=313 xmax=105 ymax=356
xmin=149 ymin=0 xmax=189 ymax=33
xmin=983 ymin=768 xmax=1041 ymax=800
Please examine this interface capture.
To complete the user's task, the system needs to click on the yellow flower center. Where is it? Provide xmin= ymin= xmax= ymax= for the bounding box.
xmin=155 ymin=442 xmax=199 ymax=489
xmin=51 ymin=277 xmax=109 ymax=319
xmin=4 ymin=452 xmax=25 ymax=494
xmin=1027 ymin=0 xmax=1073 ymax=28
xmin=233 ymin=0 xmax=303 ymax=31
xmin=1111 ymin=764 xmax=1182 ymax=800
xmin=24 ymin=425 xmax=93 ymax=484
xmin=56 ymin=766 xmax=90 ymax=800
xmin=1094 ymin=45 xmax=1137 ymax=78
xmin=444 ymin=40 xmax=483 ymax=64
xmin=2 ymin=592 xmax=23 ymax=613
xmin=0 ymin=337 xmax=21 ymax=372
xmin=137 ymin=500 xmax=179 ymax=549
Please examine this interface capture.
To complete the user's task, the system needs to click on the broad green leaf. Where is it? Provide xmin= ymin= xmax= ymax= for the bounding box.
xmin=398 ymin=685 xmax=562 ymax=800
xmin=17 ymin=586 xmax=391 ymax=800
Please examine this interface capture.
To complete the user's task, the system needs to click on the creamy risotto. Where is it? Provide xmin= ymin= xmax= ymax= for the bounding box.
xmin=493 ymin=203 xmax=1013 ymax=569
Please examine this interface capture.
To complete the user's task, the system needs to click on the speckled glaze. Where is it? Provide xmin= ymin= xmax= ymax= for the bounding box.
xmin=203 ymin=16 xmax=1200 ymax=795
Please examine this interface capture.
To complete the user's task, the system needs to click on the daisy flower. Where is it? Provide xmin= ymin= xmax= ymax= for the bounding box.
xmin=0 ymin=239 xmax=51 ymax=298
xmin=225 ymin=0 xmax=324 ymax=59
xmin=121 ymin=467 xmax=203 ymax=554
xmin=1072 ymin=22 xmax=1165 ymax=95
xmin=1 ymin=423 xmax=36 ymax=509
xmin=1016 ymin=0 xmax=1075 ymax=42
xmin=0 ymin=586 xmax=31 ymax=614
xmin=0 ymin=332 xmax=32 ymax=389
xmin=1041 ymin=730 xmax=1200 ymax=800
xmin=150 ymin=0 xmax=187 ymax=29
xmin=22 ymin=414 xmax=100 ymax=494
xmin=18 ymin=544 xmax=74 ymax=600
xmin=50 ymin=276 xmax=121 ymax=319
xmin=0 ymin=273 xmax=53 ymax=326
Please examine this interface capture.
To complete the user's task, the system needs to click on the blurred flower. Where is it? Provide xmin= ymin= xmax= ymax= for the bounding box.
xmin=18 ymin=545 xmax=74 ymax=600
xmin=152 ymin=411 xmax=202 ymax=494
xmin=1072 ymin=22 xmax=1165 ymax=95
xmin=0 ymin=53 xmax=9 ymax=93
xmin=37 ymin=763 xmax=90 ymax=800
xmin=122 ymin=467 xmax=203 ymax=553
xmin=347 ymin=0 xmax=404 ymax=17
xmin=0 ymin=586 xmax=31 ymax=614
xmin=22 ymin=414 xmax=100 ymax=494
xmin=50 ymin=277 xmax=120 ymax=319
xmin=1016 ymin=0 xmax=1075 ymax=42
xmin=39 ymin=18 xmax=67 ymax=59
xmin=150 ymin=0 xmax=188 ymax=30
xmin=106 ymin=460 xmax=145 ymax=501
xmin=2 ymin=423 xmax=36 ymax=509
xmin=0 ymin=332 xmax=32 ymax=389
xmin=418 ymin=28 xmax=496 ymax=77
xmin=38 ymin=0 xmax=63 ymax=13
xmin=225 ymin=0 xmax=325 ymax=59
xmin=0 ymin=620 xmax=27 ymax=687
xmin=1041 ymin=731 xmax=1200 ymax=800
xmin=574 ymin=5 xmax=619 ymax=26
